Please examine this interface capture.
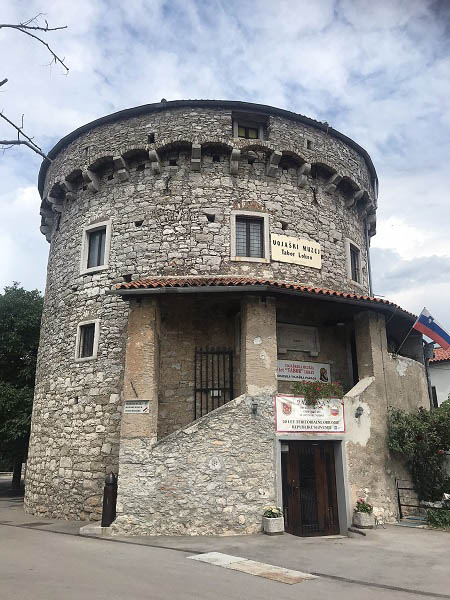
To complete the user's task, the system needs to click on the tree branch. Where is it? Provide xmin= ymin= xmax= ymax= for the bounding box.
xmin=0 ymin=140 xmax=49 ymax=160
xmin=0 ymin=15 xmax=68 ymax=72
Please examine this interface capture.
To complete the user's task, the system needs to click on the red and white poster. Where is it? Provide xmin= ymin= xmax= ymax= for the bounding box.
xmin=275 ymin=394 xmax=345 ymax=433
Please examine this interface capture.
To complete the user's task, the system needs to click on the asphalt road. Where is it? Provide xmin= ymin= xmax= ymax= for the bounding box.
xmin=1 ymin=479 xmax=449 ymax=599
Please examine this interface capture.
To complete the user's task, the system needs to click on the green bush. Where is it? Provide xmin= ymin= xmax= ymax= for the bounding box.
xmin=388 ymin=400 xmax=450 ymax=501
xmin=426 ymin=509 xmax=450 ymax=529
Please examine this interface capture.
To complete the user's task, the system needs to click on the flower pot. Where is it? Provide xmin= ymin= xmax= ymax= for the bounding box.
xmin=353 ymin=511 xmax=375 ymax=529
xmin=262 ymin=516 xmax=284 ymax=535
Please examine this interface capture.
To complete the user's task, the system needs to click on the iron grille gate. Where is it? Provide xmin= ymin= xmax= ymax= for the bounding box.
xmin=194 ymin=347 xmax=234 ymax=419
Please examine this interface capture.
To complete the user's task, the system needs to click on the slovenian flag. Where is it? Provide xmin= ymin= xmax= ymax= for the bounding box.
xmin=413 ymin=308 xmax=450 ymax=350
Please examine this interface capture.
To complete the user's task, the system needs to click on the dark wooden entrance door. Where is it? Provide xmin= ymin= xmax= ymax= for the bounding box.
xmin=283 ymin=441 xmax=339 ymax=536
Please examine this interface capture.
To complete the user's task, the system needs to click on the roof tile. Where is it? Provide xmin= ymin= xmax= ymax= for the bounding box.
xmin=431 ymin=347 xmax=450 ymax=362
xmin=115 ymin=276 xmax=415 ymax=318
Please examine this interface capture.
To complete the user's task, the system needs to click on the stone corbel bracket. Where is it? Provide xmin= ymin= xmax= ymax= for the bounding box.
xmin=266 ymin=150 xmax=282 ymax=177
xmin=230 ymin=148 xmax=240 ymax=175
xmin=191 ymin=143 xmax=201 ymax=172
xmin=345 ymin=189 xmax=364 ymax=209
xmin=61 ymin=179 xmax=77 ymax=202
xmin=82 ymin=169 xmax=100 ymax=193
xmin=113 ymin=155 xmax=130 ymax=182
xmin=148 ymin=149 xmax=162 ymax=175
xmin=324 ymin=173 xmax=342 ymax=194
xmin=297 ymin=162 xmax=311 ymax=188
xmin=47 ymin=193 xmax=64 ymax=213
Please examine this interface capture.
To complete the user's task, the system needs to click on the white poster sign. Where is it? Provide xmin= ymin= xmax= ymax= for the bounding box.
xmin=271 ymin=234 xmax=321 ymax=269
xmin=275 ymin=394 xmax=345 ymax=433
xmin=124 ymin=400 xmax=150 ymax=414
xmin=277 ymin=360 xmax=331 ymax=382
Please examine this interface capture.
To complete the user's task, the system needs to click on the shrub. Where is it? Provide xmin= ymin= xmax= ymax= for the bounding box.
xmin=426 ymin=509 xmax=450 ymax=530
xmin=388 ymin=400 xmax=450 ymax=501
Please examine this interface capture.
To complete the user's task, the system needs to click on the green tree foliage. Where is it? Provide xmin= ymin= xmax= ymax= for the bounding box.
xmin=388 ymin=400 xmax=450 ymax=501
xmin=0 ymin=283 xmax=43 ymax=487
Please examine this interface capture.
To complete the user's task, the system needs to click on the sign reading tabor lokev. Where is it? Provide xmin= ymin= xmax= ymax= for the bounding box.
xmin=277 ymin=359 xmax=330 ymax=382
xmin=271 ymin=233 xmax=321 ymax=269
xmin=275 ymin=394 xmax=345 ymax=433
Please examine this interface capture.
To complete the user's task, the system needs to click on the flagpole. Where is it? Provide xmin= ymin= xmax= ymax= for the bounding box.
xmin=396 ymin=320 xmax=418 ymax=355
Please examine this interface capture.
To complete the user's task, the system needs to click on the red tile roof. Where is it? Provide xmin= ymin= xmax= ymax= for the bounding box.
xmin=115 ymin=276 xmax=416 ymax=318
xmin=431 ymin=347 xmax=450 ymax=363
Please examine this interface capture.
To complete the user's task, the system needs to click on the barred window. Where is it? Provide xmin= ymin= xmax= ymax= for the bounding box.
xmin=87 ymin=228 xmax=106 ymax=268
xmin=236 ymin=217 xmax=264 ymax=258
xmin=350 ymin=244 xmax=360 ymax=283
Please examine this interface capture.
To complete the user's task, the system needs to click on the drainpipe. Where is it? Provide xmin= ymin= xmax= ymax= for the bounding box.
xmin=423 ymin=342 xmax=435 ymax=410
xmin=365 ymin=219 xmax=373 ymax=297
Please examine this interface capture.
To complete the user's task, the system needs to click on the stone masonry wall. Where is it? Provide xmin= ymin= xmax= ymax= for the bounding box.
xmin=112 ymin=393 xmax=276 ymax=536
xmin=27 ymin=102 xmax=377 ymax=520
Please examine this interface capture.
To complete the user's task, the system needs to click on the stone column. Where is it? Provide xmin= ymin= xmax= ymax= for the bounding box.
xmin=240 ymin=296 xmax=277 ymax=396
xmin=120 ymin=297 xmax=160 ymax=444
xmin=354 ymin=310 xmax=387 ymax=381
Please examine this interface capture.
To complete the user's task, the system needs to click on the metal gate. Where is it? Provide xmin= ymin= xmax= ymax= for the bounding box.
xmin=194 ymin=347 xmax=234 ymax=419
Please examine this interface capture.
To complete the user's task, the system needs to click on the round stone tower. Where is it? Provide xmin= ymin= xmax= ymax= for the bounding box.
xmin=25 ymin=100 xmax=378 ymax=521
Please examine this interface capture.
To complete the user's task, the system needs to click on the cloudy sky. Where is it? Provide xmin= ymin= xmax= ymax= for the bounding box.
xmin=1 ymin=0 xmax=449 ymax=328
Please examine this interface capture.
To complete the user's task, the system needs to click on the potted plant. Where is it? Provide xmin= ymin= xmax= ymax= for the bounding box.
xmin=353 ymin=498 xmax=375 ymax=528
xmin=262 ymin=506 xmax=284 ymax=535
xmin=291 ymin=381 xmax=344 ymax=407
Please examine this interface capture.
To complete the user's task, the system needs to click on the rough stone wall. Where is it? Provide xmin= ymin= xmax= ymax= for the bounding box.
xmin=112 ymin=394 xmax=276 ymax=536
xmin=276 ymin=296 xmax=354 ymax=395
xmin=158 ymin=295 xmax=237 ymax=439
xmin=344 ymin=312 xmax=429 ymax=523
xmin=26 ymin=102 xmax=376 ymax=520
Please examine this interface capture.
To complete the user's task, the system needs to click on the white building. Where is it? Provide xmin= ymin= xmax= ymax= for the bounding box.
xmin=429 ymin=347 xmax=450 ymax=406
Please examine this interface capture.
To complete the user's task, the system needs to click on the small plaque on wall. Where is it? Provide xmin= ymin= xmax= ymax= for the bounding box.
xmin=124 ymin=400 xmax=149 ymax=414
xmin=277 ymin=360 xmax=330 ymax=382
xmin=277 ymin=323 xmax=319 ymax=354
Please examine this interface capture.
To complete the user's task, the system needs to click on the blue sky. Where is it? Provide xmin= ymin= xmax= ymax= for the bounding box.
xmin=1 ymin=0 xmax=449 ymax=327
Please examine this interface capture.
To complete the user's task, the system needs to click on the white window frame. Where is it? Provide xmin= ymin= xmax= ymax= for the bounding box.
xmin=80 ymin=219 xmax=112 ymax=275
xmin=75 ymin=319 xmax=100 ymax=362
xmin=345 ymin=238 xmax=364 ymax=288
xmin=230 ymin=210 xmax=270 ymax=263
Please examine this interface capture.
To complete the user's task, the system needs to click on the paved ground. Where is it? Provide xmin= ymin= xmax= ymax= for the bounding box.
xmin=1 ymin=477 xmax=449 ymax=599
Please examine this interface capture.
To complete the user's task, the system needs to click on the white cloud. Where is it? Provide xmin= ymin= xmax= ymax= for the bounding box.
xmin=0 ymin=0 xmax=448 ymax=331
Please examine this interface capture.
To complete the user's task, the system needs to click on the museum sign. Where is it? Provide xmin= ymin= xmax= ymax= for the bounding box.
xmin=271 ymin=233 xmax=321 ymax=268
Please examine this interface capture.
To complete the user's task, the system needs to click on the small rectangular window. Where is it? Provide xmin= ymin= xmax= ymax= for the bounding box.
xmin=236 ymin=217 xmax=264 ymax=258
xmin=87 ymin=228 xmax=106 ymax=269
xmin=350 ymin=244 xmax=360 ymax=283
xmin=79 ymin=323 xmax=95 ymax=358
xmin=238 ymin=125 xmax=258 ymax=140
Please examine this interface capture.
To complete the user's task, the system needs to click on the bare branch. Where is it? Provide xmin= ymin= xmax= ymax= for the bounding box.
xmin=0 ymin=139 xmax=49 ymax=160
xmin=0 ymin=78 xmax=7 ymax=87
xmin=0 ymin=112 xmax=41 ymax=148
xmin=0 ymin=16 xmax=69 ymax=72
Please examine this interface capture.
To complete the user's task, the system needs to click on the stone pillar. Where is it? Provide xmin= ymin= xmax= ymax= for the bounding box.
xmin=354 ymin=310 xmax=387 ymax=381
xmin=120 ymin=297 xmax=160 ymax=444
xmin=240 ymin=296 xmax=277 ymax=396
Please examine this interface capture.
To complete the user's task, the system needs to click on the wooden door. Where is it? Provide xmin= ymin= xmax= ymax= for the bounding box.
xmin=284 ymin=441 xmax=339 ymax=536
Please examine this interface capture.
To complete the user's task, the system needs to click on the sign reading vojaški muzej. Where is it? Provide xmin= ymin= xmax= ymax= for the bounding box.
xmin=271 ymin=233 xmax=321 ymax=268
xmin=275 ymin=394 xmax=345 ymax=433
